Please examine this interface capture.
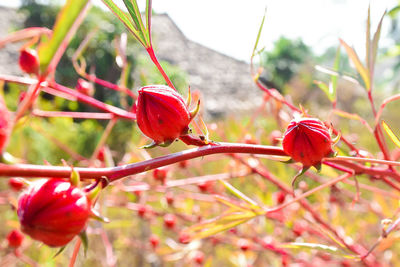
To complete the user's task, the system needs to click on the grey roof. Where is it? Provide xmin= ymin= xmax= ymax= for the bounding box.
xmin=0 ymin=8 xmax=262 ymax=117
xmin=151 ymin=14 xmax=262 ymax=117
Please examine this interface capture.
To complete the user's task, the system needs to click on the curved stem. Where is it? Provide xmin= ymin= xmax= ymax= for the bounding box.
xmin=146 ymin=47 xmax=175 ymax=90
xmin=69 ymin=239 xmax=81 ymax=267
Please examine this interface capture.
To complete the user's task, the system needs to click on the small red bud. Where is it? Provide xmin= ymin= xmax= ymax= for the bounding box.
xmin=163 ymin=214 xmax=176 ymax=229
xmin=153 ymin=168 xmax=168 ymax=184
xmin=18 ymin=91 xmax=27 ymax=104
xmin=178 ymin=232 xmax=191 ymax=244
xmin=136 ymin=85 xmax=192 ymax=144
xmin=8 ymin=178 xmax=25 ymax=192
xmin=193 ymin=251 xmax=205 ymax=264
xmin=76 ymin=78 xmax=94 ymax=96
xmin=282 ymin=117 xmax=333 ymax=167
xmin=6 ymin=229 xmax=24 ymax=248
xmin=149 ymin=234 xmax=159 ymax=249
xmin=237 ymin=238 xmax=251 ymax=251
xmin=17 ymin=178 xmax=92 ymax=247
xmin=197 ymin=181 xmax=213 ymax=193
xmin=165 ymin=191 xmax=174 ymax=205
xmin=137 ymin=205 xmax=147 ymax=218
xmin=275 ymin=191 xmax=286 ymax=205
xmin=19 ymin=48 xmax=39 ymax=75
xmin=178 ymin=160 xmax=189 ymax=169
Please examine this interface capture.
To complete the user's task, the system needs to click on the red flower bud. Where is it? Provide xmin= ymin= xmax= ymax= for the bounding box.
xmin=178 ymin=232 xmax=191 ymax=244
xmin=237 ymin=238 xmax=251 ymax=251
xmin=153 ymin=168 xmax=168 ymax=184
xmin=193 ymin=251 xmax=205 ymax=264
xmin=282 ymin=118 xmax=333 ymax=167
xmin=197 ymin=181 xmax=213 ymax=193
xmin=163 ymin=213 xmax=176 ymax=229
xmin=17 ymin=178 xmax=92 ymax=247
xmin=149 ymin=234 xmax=160 ymax=249
xmin=137 ymin=204 xmax=147 ymax=218
xmin=19 ymin=48 xmax=39 ymax=75
xmin=165 ymin=191 xmax=174 ymax=205
xmin=76 ymin=78 xmax=94 ymax=96
xmin=8 ymin=178 xmax=25 ymax=192
xmin=136 ymin=85 xmax=194 ymax=144
xmin=6 ymin=229 xmax=24 ymax=248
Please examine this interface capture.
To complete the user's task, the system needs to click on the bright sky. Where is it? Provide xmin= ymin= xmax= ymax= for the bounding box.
xmin=8 ymin=0 xmax=399 ymax=61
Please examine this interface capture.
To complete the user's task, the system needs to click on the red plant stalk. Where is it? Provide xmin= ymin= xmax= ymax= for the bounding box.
xmin=146 ymin=47 xmax=176 ymax=90
xmin=83 ymin=73 xmax=136 ymax=99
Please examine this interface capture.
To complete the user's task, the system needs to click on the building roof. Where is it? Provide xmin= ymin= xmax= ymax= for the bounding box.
xmin=0 ymin=8 xmax=262 ymax=117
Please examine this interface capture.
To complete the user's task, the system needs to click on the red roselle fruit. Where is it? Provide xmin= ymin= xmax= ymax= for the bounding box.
xmin=6 ymin=229 xmax=24 ymax=248
xmin=17 ymin=178 xmax=92 ymax=247
xmin=163 ymin=213 xmax=176 ymax=229
xmin=136 ymin=85 xmax=199 ymax=146
xmin=193 ymin=251 xmax=205 ymax=264
xmin=153 ymin=168 xmax=168 ymax=183
xmin=0 ymin=99 xmax=11 ymax=153
xmin=282 ymin=117 xmax=333 ymax=168
xmin=8 ymin=178 xmax=25 ymax=192
xmin=19 ymin=48 xmax=39 ymax=75
xmin=149 ymin=234 xmax=160 ymax=249
xmin=178 ymin=232 xmax=191 ymax=244
xmin=76 ymin=78 xmax=94 ymax=96
xmin=237 ymin=238 xmax=251 ymax=251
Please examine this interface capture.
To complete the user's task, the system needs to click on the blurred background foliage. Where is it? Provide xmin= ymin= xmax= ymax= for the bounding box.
xmin=2 ymin=0 xmax=400 ymax=265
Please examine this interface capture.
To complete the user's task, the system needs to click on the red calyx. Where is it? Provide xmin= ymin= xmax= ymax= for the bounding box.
xmin=149 ymin=234 xmax=159 ymax=249
xmin=178 ymin=232 xmax=191 ymax=244
xmin=282 ymin=117 xmax=333 ymax=167
xmin=76 ymin=78 xmax=94 ymax=96
xmin=17 ymin=178 xmax=92 ymax=247
xmin=193 ymin=251 xmax=205 ymax=264
xmin=6 ymin=229 xmax=24 ymax=248
xmin=136 ymin=85 xmax=192 ymax=145
xmin=165 ymin=191 xmax=174 ymax=205
xmin=163 ymin=213 xmax=176 ymax=229
xmin=237 ymin=238 xmax=251 ymax=251
xmin=137 ymin=205 xmax=147 ymax=218
xmin=19 ymin=48 xmax=39 ymax=75
xmin=8 ymin=178 xmax=25 ymax=192
xmin=153 ymin=168 xmax=168 ymax=184
xmin=197 ymin=181 xmax=213 ymax=193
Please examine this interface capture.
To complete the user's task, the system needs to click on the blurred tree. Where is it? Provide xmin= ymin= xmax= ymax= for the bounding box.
xmin=261 ymin=36 xmax=313 ymax=91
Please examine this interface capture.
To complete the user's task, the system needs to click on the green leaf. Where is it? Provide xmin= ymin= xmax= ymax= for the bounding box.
xmin=371 ymin=11 xmax=386 ymax=74
xmin=122 ymin=0 xmax=148 ymax=44
xmin=252 ymin=8 xmax=267 ymax=58
xmin=314 ymin=80 xmax=334 ymax=102
xmin=331 ymin=45 xmax=341 ymax=99
xmin=101 ymin=0 xmax=144 ymax=46
xmin=382 ymin=120 xmax=400 ymax=148
xmin=145 ymin=0 xmax=152 ymax=43
xmin=339 ymin=38 xmax=370 ymax=90
xmin=79 ymin=231 xmax=89 ymax=256
xmin=366 ymin=5 xmax=371 ymax=74
xmin=281 ymin=242 xmax=358 ymax=258
xmin=38 ymin=0 xmax=90 ymax=74
xmin=219 ymin=180 xmax=260 ymax=209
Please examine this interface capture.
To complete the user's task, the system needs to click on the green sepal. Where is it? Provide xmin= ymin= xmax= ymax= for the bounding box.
xmin=291 ymin=166 xmax=309 ymax=192
xmin=158 ymin=140 xmax=173 ymax=147
xmin=314 ymin=163 xmax=322 ymax=172
xmin=141 ymin=141 xmax=158 ymax=149
xmin=70 ymin=167 xmax=80 ymax=187
xmin=282 ymin=158 xmax=295 ymax=164
xmin=0 ymin=152 xmax=23 ymax=164
xmin=79 ymin=231 xmax=88 ymax=257
xmin=53 ymin=245 xmax=66 ymax=258
xmin=332 ymin=131 xmax=341 ymax=146
xmin=90 ymin=209 xmax=110 ymax=223
xmin=189 ymin=99 xmax=201 ymax=120
xmin=87 ymin=181 xmax=102 ymax=202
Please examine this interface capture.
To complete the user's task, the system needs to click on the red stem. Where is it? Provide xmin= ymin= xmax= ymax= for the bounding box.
xmin=146 ymin=47 xmax=175 ymax=90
